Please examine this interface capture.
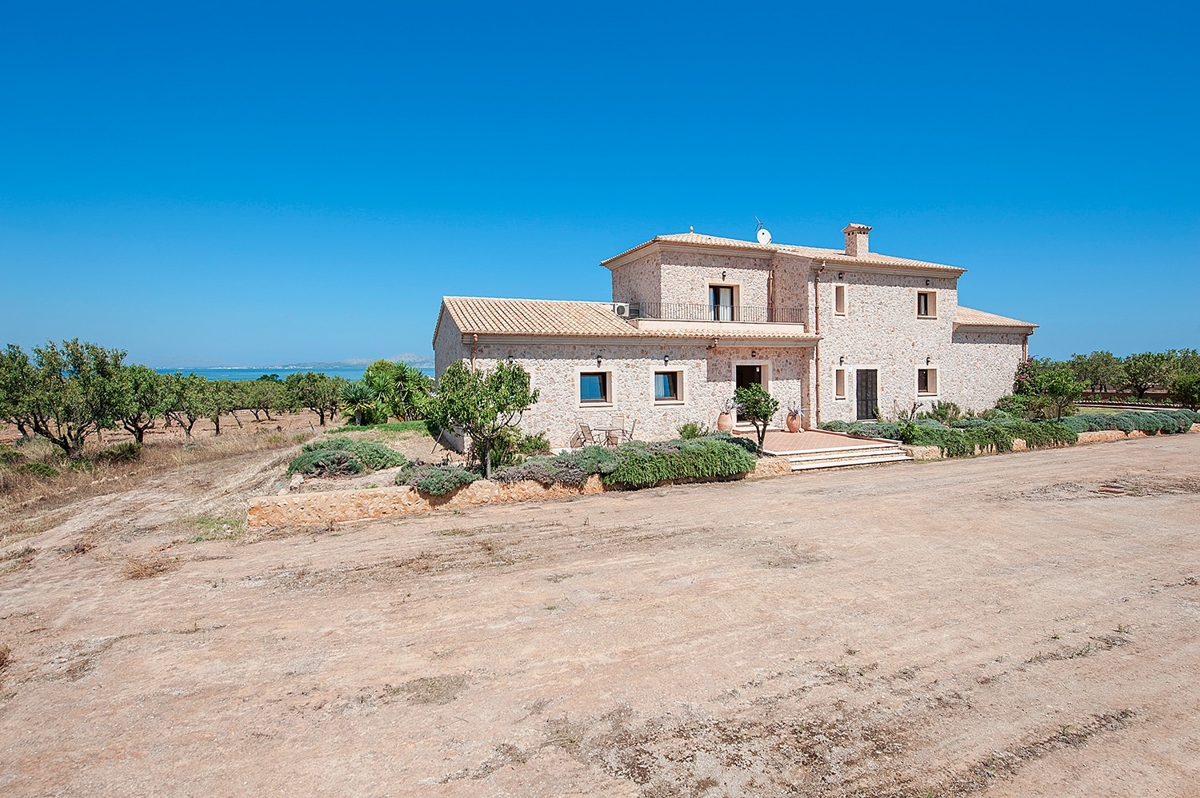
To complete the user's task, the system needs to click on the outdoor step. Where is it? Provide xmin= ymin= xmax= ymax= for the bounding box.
xmin=783 ymin=446 xmax=908 ymax=464
xmin=764 ymin=443 xmax=899 ymax=457
xmin=787 ymin=452 xmax=913 ymax=472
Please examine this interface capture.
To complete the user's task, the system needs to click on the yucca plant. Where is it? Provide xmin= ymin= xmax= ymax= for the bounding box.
xmin=339 ymin=380 xmax=378 ymax=427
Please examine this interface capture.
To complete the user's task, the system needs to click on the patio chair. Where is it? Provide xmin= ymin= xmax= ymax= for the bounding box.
xmin=577 ymin=422 xmax=598 ymax=447
xmin=606 ymin=414 xmax=627 ymax=446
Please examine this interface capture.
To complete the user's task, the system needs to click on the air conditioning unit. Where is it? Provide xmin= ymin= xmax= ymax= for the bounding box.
xmin=612 ymin=302 xmax=630 ymax=317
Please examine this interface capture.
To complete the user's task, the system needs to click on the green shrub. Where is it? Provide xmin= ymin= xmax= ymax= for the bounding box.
xmin=819 ymin=420 xmax=850 ymax=432
xmin=995 ymin=394 xmax=1030 ymax=418
xmin=0 ymin=447 xmax=23 ymax=465
xmin=676 ymin=422 xmax=709 ymax=440
xmin=95 ymin=442 xmax=142 ymax=464
xmin=343 ymin=441 xmax=406 ymax=470
xmin=494 ymin=445 xmax=619 ymax=486
xmin=396 ymin=463 xmax=479 ymax=495
xmin=517 ymin=432 xmax=552 ymax=456
xmin=287 ymin=449 xmax=365 ymax=476
xmin=301 ymin=437 xmax=405 ymax=470
xmin=21 ymin=462 xmax=60 ymax=478
xmin=604 ymin=437 xmax=756 ymax=488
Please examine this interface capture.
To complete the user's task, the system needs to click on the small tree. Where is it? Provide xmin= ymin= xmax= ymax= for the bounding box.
xmin=733 ymin=383 xmax=779 ymax=454
xmin=0 ymin=343 xmax=37 ymax=439
xmin=22 ymin=340 xmax=128 ymax=459
xmin=119 ymin=364 xmax=170 ymax=444
xmin=1121 ymin=352 xmax=1170 ymax=399
xmin=1169 ymin=372 xmax=1200 ymax=411
xmin=1068 ymin=351 xmax=1124 ymax=395
xmin=165 ymin=372 xmax=213 ymax=438
xmin=427 ymin=361 xmax=539 ymax=478
xmin=285 ymin=371 xmax=340 ymax=426
xmin=208 ymin=380 xmax=241 ymax=435
xmin=1017 ymin=359 xmax=1084 ymax=420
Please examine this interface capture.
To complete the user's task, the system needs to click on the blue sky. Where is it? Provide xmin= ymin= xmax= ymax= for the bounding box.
xmin=1 ymin=1 xmax=1196 ymax=366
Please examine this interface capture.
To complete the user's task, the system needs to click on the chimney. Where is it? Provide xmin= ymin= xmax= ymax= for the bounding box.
xmin=842 ymin=223 xmax=871 ymax=257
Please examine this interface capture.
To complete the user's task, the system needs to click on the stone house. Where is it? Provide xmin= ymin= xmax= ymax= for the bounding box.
xmin=432 ymin=224 xmax=1036 ymax=448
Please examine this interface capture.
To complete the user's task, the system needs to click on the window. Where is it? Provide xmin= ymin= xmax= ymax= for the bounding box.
xmin=579 ymin=372 xmax=610 ymax=403
xmin=834 ymin=368 xmax=846 ymax=399
xmin=834 ymin=285 xmax=846 ymax=315
xmin=654 ymin=370 xmax=682 ymax=402
xmin=917 ymin=368 xmax=938 ymax=395
xmin=710 ymin=285 xmax=734 ymax=321
xmin=917 ymin=291 xmax=937 ymax=318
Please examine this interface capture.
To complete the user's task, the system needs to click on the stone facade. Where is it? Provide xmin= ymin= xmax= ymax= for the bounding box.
xmin=432 ymin=226 xmax=1034 ymax=448
xmin=470 ymin=340 xmax=809 ymax=447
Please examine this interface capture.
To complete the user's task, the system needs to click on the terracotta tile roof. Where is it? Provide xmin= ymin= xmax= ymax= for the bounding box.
xmin=954 ymin=306 xmax=1038 ymax=329
xmin=437 ymin=297 xmax=819 ymax=343
xmin=602 ymin=231 xmax=965 ymax=274
xmin=439 ymin=297 xmax=640 ymax=338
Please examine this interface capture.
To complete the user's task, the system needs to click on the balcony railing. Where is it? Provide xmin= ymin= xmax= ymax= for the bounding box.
xmin=630 ymin=301 xmax=804 ymax=325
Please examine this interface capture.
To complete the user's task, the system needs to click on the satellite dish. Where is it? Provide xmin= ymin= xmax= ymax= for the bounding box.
xmin=755 ymin=216 xmax=772 ymax=244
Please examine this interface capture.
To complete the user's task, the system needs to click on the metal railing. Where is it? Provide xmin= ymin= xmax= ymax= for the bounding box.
xmin=630 ymin=301 xmax=804 ymax=325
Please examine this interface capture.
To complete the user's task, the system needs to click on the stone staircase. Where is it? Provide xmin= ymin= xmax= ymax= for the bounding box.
xmin=779 ymin=441 xmax=912 ymax=472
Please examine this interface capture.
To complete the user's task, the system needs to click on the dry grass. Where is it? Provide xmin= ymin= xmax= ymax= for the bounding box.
xmin=0 ymin=643 xmax=11 ymax=671
xmin=0 ymin=424 xmax=311 ymax=517
xmin=121 ymin=555 xmax=181 ymax=579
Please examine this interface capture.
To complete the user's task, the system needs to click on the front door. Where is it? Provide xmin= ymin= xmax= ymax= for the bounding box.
xmin=855 ymin=369 xmax=878 ymax=420
xmin=736 ymin=364 xmax=762 ymax=391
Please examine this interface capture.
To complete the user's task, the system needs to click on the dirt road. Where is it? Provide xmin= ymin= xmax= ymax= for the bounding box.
xmin=2 ymin=435 xmax=1199 ymax=796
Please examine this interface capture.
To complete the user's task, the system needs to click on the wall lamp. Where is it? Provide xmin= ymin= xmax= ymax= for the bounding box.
xmin=721 ymin=270 xmax=727 ymax=280
xmin=926 ymin=356 xmax=933 ymax=365
xmin=925 ymin=279 xmax=931 ymax=286
xmin=663 ymin=354 xmax=671 ymax=366
xmin=837 ymin=272 xmax=844 ymax=280
xmin=506 ymin=354 xmax=514 ymax=364
xmin=838 ymin=356 xmax=845 ymax=365
xmin=595 ymin=354 xmax=603 ymax=368
xmin=750 ymin=350 xmax=758 ymax=359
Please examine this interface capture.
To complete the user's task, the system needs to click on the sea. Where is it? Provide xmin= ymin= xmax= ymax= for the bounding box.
xmin=154 ymin=366 xmax=435 ymax=382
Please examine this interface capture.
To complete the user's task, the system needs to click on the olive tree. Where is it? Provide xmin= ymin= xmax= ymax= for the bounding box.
xmin=119 ymin=364 xmax=170 ymax=444
xmin=285 ymin=371 xmax=340 ymax=426
xmin=0 ymin=343 xmax=37 ymax=439
xmin=19 ymin=340 xmax=128 ymax=459
xmin=426 ymin=361 xmax=539 ymax=478
xmin=165 ymin=372 xmax=213 ymax=438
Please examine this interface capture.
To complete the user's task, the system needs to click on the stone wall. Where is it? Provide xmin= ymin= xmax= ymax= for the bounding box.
xmin=812 ymin=269 xmax=962 ymax=422
xmin=944 ymin=329 xmax=1028 ymax=412
xmin=247 ymin=477 xmax=609 ymax=527
xmin=658 ymin=251 xmax=773 ymax=310
xmin=471 ymin=341 xmax=810 ymax=448
xmin=610 ymin=251 xmax=662 ymax=307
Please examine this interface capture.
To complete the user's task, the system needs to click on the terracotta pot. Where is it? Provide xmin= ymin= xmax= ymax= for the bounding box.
xmin=716 ymin=412 xmax=734 ymax=432
xmin=785 ymin=412 xmax=802 ymax=433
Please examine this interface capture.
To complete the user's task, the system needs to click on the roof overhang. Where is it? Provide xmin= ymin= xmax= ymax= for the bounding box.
xmin=602 ymin=238 xmax=774 ymax=271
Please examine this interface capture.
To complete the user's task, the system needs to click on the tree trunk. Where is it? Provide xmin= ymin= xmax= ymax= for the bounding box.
xmin=213 ymin=416 xmax=221 ymax=436
xmin=354 ymin=410 xmax=363 ymax=426
xmin=232 ymin=410 xmax=243 ymax=428
xmin=318 ymin=409 xmax=326 ymax=426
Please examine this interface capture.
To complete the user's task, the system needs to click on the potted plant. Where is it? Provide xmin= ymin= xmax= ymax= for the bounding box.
xmin=785 ymin=402 xmax=803 ymax=433
xmin=716 ymin=397 xmax=736 ymax=432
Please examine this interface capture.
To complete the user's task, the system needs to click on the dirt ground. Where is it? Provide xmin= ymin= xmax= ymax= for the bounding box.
xmin=1 ymin=433 xmax=1199 ymax=796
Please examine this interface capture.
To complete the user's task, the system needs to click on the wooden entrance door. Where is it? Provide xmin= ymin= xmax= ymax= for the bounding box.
xmin=855 ymin=369 xmax=878 ymax=420
xmin=736 ymin=364 xmax=762 ymax=391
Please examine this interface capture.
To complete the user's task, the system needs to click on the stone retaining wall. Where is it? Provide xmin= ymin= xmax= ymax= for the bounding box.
xmin=249 ymin=460 xmax=783 ymax=528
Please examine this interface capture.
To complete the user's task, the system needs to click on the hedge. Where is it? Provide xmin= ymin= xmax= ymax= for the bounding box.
xmin=492 ymin=434 xmax=757 ymax=490
xmin=819 ymin=418 xmax=1078 ymax=457
xmin=395 ymin=463 xmax=480 ymax=495
xmin=602 ymin=437 xmax=757 ymax=488
xmin=1061 ymin=410 xmax=1199 ymax=435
